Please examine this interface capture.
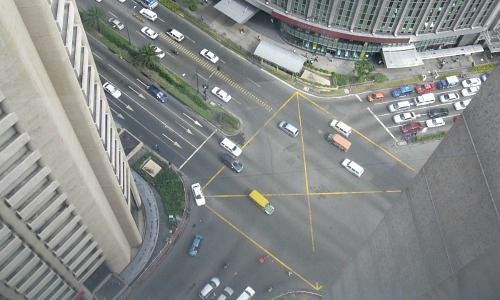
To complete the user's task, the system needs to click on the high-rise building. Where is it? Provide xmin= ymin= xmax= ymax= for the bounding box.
xmin=0 ymin=0 xmax=142 ymax=299
xmin=219 ymin=0 xmax=500 ymax=67
xmin=329 ymin=67 xmax=500 ymax=299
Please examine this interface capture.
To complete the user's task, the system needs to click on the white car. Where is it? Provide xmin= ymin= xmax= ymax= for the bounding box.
xmin=393 ymin=112 xmax=416 ymax=124
xmin=235 ymin=286 xmax=255 ymax=300
xmin=220 ymin=138 xmax=242 ymax=157
xmin=140 ymin=26 xmax=158 ymax=40
xmin=191 ymin=183 xmax=205 ymax=206
xmin=108 ymin=17 xmax=124 ymax=30
xmin=211 ymin=87 xmax=231 ymax=102
xmin=118 ymin=0 xmax=126 ymax=2
xmin=199 ymin=277 xmax=220 ymax=299
xmin=152 ymin=45 xmax=165 ymax=59
xmin=461 ymin=78 xmax=481 ymax=88
xmin=103 ymin=82 xmax=121 ymax=99
xmin=461 ymin=86 xmax=480 ymax=97
xmin=200 ymin=49 xmax=219 ymax=63
xmin=387 ymin=100 xmax=411 ymax=113
xmin=341 ymin=158 xmax=364 ymax=178
xmin=453 ymin=99 xmax=471 ymax=111
xmin=217 ymin=287 xmax=234 ymax=300
xmin=439 ymin=92 xmax=459 ymax=103
xmin=426 ymin=117 xmax=445 ymax=128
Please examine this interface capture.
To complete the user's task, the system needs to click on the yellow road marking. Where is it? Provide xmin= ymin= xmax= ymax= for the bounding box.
xmin=206 ymin=190 xmax=402 ymax=198
xmin=242 ymin=91 xmax=298 ymax=148
xmin=299 ymin=93 xmax=415 ymax=172
xmin=297 ymin=97 xmax=315 ymax=253
xmin=202 ymin=166 xmax=224 ymax=190
xmin=206 ymin=204 xmax=323 ymax=291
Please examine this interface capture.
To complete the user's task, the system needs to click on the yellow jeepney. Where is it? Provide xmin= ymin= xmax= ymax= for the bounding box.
xmin=249 ymin=190 xmax=275 ymax=215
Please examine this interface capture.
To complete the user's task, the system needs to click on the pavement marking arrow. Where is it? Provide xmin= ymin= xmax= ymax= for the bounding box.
xmin=162 ymin=133 xmax=182 ymax=149
xmin=129 ymin=86 xmax=145 ymax=100
xmin=136 ymin=78 xmax=148 ymax=87
xmin=182 ymin=113 xmax=203 ymax=128
xmin=116 ymin=113 xmax=125 ymax=120
xmin=126 ymin=105 xmax=133 ymax=111
xmin=313 ymin=282 xmax=323 ymax=291
xmin=175 ymin=121 xmax=194 ymax=135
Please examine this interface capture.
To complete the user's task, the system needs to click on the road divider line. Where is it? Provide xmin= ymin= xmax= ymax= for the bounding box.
xmin=297 ymin=97 xmax=316 ymax=253
xmin=206 ymin=190 xmax=402 ymax=198
xmin=355 ymin=94 xmax=362 ymax=102
xmin=179 ymin=129 xmax=217 ymax=171
xmin=206 ymin=204 xmax=323 ymax=291
xmin=367 ymin=107 xmax=398 ymax=142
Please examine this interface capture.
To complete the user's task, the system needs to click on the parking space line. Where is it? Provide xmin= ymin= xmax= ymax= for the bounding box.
xmin=300 ymin=93 xmax=415 ymax=172
xmin=206 ymin=204 xmax=323 ymax=291
xmin=297 ymin=97 xmax=316 ymax=253
xmin=367 ymin=107 xmax=398 ymax=142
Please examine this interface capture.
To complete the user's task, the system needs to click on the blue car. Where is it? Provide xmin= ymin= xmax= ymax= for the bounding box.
xmin=147 ymin=84 xmax=168 ymax=103
xmin=391 ymin=85 xmax=414 ymax=98
xmin=188 ymin=234 xmax=203 ymax=257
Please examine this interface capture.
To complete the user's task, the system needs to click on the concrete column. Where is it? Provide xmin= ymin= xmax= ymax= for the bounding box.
xmin=371 ymin=0 xmax=390 ymax=34
xmin=415 ymin=0 xmax=435 ymax=34
xmin=349 ymin=0 xmax=363 ymax=32
xmin=394 ymin=0 xmax=413 ymax=36
xmin=435 ymin=1 xmax=455 ymax=32
xmin=327 ymin=0 xmax=340 ymax=27
xmin=306 ymin=0 xmax=315 ymax=19
xmin=453 ymin=1 xmax=471 ymax=31
xmin=286 ymin=0 xmax=292 ymax=13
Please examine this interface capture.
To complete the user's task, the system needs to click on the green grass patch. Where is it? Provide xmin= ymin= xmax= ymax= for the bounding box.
xmin=414 ymin=131 xmax=446 ymax=143
xmin=472 ymin=62 xmax=497 ymax=73
xmin=134 ymin=154 xmax=185 ymax=215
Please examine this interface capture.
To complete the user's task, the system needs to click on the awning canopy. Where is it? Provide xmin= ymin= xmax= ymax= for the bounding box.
xmin=253 ymin=41 xmax=306 ymax=73
xmin=382 ymin=45 xmax=423 ymax=69
xmin=214 ymin=0 xmax=259 ymax=24
xmin=418 ymin=44 xmax=484 ymax=59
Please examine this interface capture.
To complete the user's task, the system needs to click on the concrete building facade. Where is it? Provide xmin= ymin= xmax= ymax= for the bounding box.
xmin=231 ymin=0 xmax=500 ymax=65
xmin=328 ymin=67 xmax=500 ymax=299
xmin=0 ymin=0 xmax=143 ymax=299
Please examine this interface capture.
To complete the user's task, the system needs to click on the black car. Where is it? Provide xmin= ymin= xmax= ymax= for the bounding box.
xmin=221 ymin=153 xmax=243 ymax=173
xmin=427 ymin=108 xmax=449 ymax=119
xmin=147 ymin=85 xmax=168 ymax=103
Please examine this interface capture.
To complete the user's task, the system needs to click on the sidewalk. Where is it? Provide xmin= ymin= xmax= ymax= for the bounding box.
xmin=119 ymin=172 xmax=160 ymax=284
xmin=192 ymin=3 xmax=496 ymax=82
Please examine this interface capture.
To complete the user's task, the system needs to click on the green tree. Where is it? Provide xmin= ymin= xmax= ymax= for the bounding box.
xmin=354 ymin=58 xmax=375 ymax=82
xmin=80 ymin=6 xmax=104 ymax=32
xmin=133 ymin=44 xmax=159 ymax=68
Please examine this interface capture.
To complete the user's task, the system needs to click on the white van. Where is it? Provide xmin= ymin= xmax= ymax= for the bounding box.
xmin=139 ymin=8 xmax=157 ymax=21
xmin=220 ymin=138 xmax=242 ymax=157
xmin=414 ymin=93 xmax=435 ymax=106
xmin=387 ymin=100 xmax=411 ymax=112
xmin=329 ymin=119 xmax=352 ymax=137
xmin=166 ymin=29 xmax=185 ymax=42
xmin=341 ymin=158 xmax=364 ymax=178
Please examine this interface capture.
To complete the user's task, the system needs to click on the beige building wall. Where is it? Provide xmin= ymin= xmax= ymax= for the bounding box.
xmin=0 ymin=0 xmax=145 ymax=299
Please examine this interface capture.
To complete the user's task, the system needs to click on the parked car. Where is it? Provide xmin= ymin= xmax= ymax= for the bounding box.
xmin=453 ymin=99 xmax=471 ymax=111
xmin=108 ymin=17 xmax=124 ymax=30
xmin=221 ymin=153 xmax=243 ymax=173
xmin=191 ymin=183 xmax=206 ymax=206
xmin=461 ymin=86 xmax=480 ymax=97
xmin=393 ymin=112 xmax=416 ymax=124
xmin=188 ymin=234 xmax=203 ymax=257
xmin=200 ymin=277 xmax=221 ymax=299
xmin=439 ymin=92 xmax=459 ymax=103
xmin=400 ymin=122 xmax=423 ymax=135
xmin=103 ymin=82 xmax=121 ymax=99
xmin=200 ymin=49 xmax=219 ymax=63
xmin=278 ymin=121 xmax=299 ymax=137
xmin=461 ymin=77 xmax=481 ymax=88
xmin=367 ymin=92 xmax=384 ymax=103
xmin=220 ymin=138 xmax=242 ymax=157
xmin=235 ymin=286 xmax=255 ymax=300
xmin=415 ymin=82 xmax=436 ymax=94
xmin=341 ymin=158 xmax=364 ymax=178
xmin=387 ymin=100 xmax=411 ymax=112
xmin=140 ymin=26 xmax=158 ymax=39
xmin=147 ymin=85 xmax=168 ymax=103
xmin=427 ymin=108 xmax=449 ymax=119
xmin=211 ymin=87 xmax=231 ymax=102
xmin=391 ymin=85 xmax=414 ymax=98
xmin=217 ymin=287 xmax=234 ymax=300
xmin=426 ymin=117 xmax=445 ymax=128
xmin=152 ymin=45 xmax=165 ymax=59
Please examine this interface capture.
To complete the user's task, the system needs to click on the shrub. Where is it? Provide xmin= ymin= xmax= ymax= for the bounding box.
xmin=369 ymin=72 xmax=388 ymax=83
xmin=331 ymin=72 xmax=351 ymax=87
xmin=472 ymin=62 xmax=497 ymax=73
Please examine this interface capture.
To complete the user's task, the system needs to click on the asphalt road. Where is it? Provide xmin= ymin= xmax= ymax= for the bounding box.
xmin=76 ymin=1 xmax=454 ymax=299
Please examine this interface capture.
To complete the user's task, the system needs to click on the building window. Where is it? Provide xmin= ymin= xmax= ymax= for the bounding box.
xmin=399 ymin=0 xmax=425 ymax=34
xmin=272 ymin=0 xmax=287 ymax=10
xmin=291 ymin=0 xmax=308 ymax=15
xmin=419 ymin=0 xmax=447 ymax=34
xmin=355 ymin=0 xmax=379 ymax=32
xmin=312 ymin=0 xmax=331 ymax=24
xmin=377 ymin=0 xmax=404 ymax=34
xmin=333 ymin=0 xmax=356 ymax=30
xmin=439 ymin=0 xmax=466 ymax=31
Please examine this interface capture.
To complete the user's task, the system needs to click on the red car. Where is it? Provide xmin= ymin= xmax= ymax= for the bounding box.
xmin=400 ymin=122 xmax=423 ymax=134
xmin=416 ymin=82 xmax=436 ymax=94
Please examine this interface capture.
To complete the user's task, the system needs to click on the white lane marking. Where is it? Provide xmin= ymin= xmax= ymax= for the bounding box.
xmin=185 ymin=35 xmax=196 ymax=44
xmin=109 ymin=12 xmax=118 ymax=18
xmin=355 ymin=94 xmax=362 ymax=102
xmin=93 ymin=53 xmax=103 ymax=60
xmin=179 ymin=129 xmax=217 ymax=171
xmin=162 ymin=133 xmax=182 ymax=149
xmin=158 ymin=17 xmax=166 ymax=23
xmin=248 ymin=78 xmax=261 ymax=87
xmin=107 ymin=65 xmax=128 ymax=79
xmin=367 ymin=107 xmax=397 ymax=142
xmin=107 ymin=101 xmax=187 ymax=160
